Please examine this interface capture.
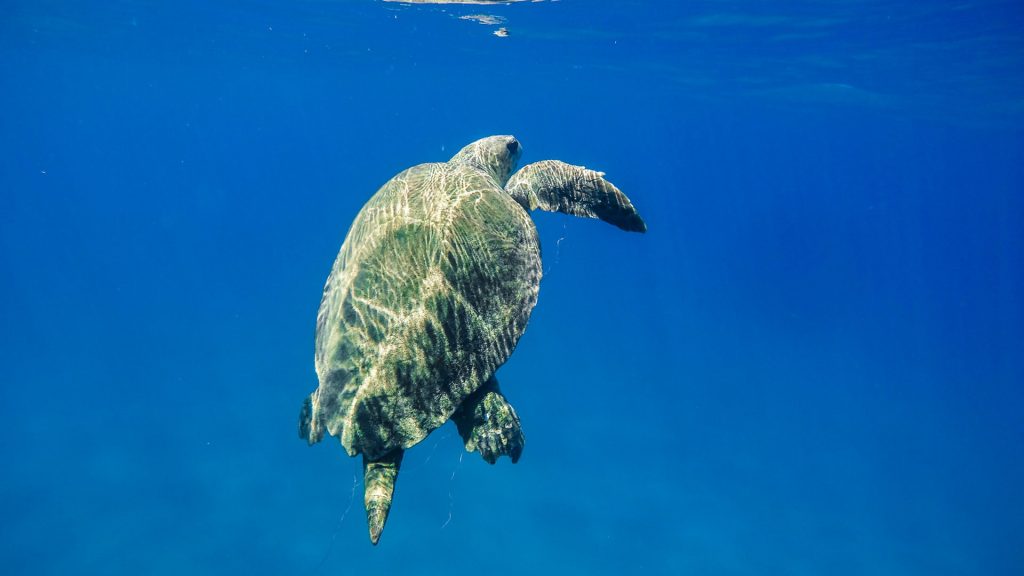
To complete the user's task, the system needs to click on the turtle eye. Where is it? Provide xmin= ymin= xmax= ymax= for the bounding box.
xmin=506 ymin=140 xmax=519 ymax=155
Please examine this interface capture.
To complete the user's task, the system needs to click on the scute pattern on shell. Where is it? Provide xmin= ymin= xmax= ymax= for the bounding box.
xmin=309 ymin=161 xmax=541 ymax=460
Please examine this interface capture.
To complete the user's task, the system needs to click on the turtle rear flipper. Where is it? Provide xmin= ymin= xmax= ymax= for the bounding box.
xmin=505 ymin=160 xmax=646 ymax=232
xmin=452 ymin=376 xmax=525 ymax=464
xmin=299 ymin=394 xmax=324 ymax=445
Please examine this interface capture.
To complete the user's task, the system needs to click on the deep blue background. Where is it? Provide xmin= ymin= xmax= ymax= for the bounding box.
xmin=2 ymin=1 xmax=1022 ymax=574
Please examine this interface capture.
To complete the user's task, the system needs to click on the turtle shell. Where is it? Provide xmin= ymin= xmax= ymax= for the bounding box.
xmin=305 ymin=161 xmax=541 ymax=460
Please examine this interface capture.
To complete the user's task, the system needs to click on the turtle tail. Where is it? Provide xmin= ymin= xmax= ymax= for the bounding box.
xmin=363 ymin=449 xmax=404 ymax=545
xmin=298 ymin=393 xmax=325 ymax=445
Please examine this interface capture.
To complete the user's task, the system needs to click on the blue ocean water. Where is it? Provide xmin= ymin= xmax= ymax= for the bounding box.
xmin=2 ymin=1 xmax=1022 ymax=574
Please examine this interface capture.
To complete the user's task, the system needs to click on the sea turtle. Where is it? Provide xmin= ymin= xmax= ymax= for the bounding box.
xmin=299 ymin=135 xmax=645 ymax=544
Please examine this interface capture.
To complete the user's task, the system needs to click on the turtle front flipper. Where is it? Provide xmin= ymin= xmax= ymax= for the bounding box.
xmin=363 ymin=449 xmax=403 ymax=545
xmin=452 ymin=376 xmax=525 ymax=464
xmin=505 ymin=159 xmax=646 ymax=232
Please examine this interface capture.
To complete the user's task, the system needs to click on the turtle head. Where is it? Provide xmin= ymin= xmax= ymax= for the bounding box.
xmin=450 ymin=135 xmax=522 ymax=186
